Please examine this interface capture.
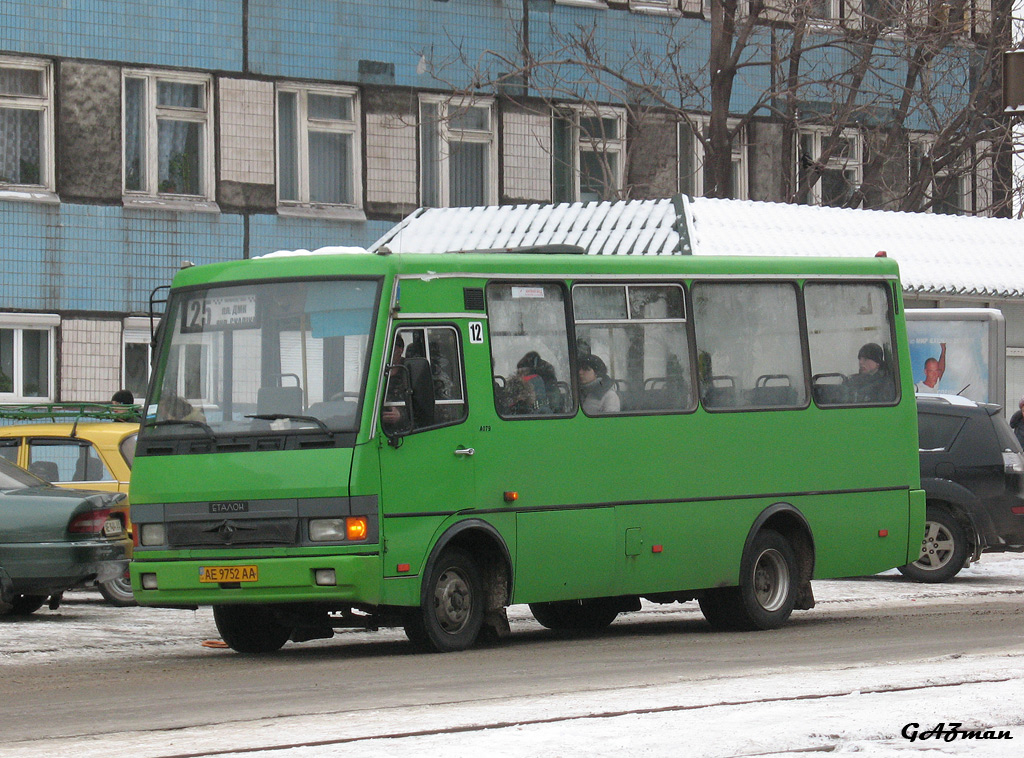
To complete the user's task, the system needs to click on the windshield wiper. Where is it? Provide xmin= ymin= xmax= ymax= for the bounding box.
xmin=144 ymin=418 xmax=217 ymax=441
xmin=245 ymin=413 xmax=335 ymax=437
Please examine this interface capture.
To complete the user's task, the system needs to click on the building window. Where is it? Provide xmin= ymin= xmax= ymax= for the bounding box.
xmin=0 ymin=57 xmax=54 ymax=192
xmin=0 ymin=315 xmax=57 ymax=401
xmin=277 ymin=84 xmax=362 ymax=211
xmin=678 ymin=117 xmax=748 ymax=200
xmin=420 ymin=95 xmax=497 ymax=208
xmin=553 ymin=106 xmax=626 ymax=203
xmin=798 ymin=127 xmax=862 ymax=207
xmin=124 ymin=317 xmax=155 ymax=402
xmin=629 ymin=0 xmax=681 ymax=13
xmin=807 ymin=0 xmax=842 ymax=20
xmin=123 ymin=70 xmax=214 ymax=200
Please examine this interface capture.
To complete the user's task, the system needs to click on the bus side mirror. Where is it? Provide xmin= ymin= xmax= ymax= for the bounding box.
xmin=382 ymin=363 xmax=415 ymax=447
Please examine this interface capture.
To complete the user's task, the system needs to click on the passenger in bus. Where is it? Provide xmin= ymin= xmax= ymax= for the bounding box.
xmin=513 ymin=352 xmax=557 ymax=414
xmin=578 ymin=354 xmax=620 ymax=415
xmin=846 ymin=342 xmax=896 ymax=403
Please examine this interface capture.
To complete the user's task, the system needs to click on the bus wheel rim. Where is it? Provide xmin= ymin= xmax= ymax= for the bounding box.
xmin=753 ymin=548 xmax=789 ymax=612
xmin=432 ymin=567 xmax=472 ymax=633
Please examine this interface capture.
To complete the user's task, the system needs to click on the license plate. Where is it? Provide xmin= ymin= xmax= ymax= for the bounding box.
xmin=199 ymin=565 xmax=258 ymax=583
xmin=102 ymin=519 xmax=124 ymax=537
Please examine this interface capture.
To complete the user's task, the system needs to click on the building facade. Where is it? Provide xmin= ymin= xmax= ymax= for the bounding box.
xmin=0 ymin=0 xmax=1010 ymax=403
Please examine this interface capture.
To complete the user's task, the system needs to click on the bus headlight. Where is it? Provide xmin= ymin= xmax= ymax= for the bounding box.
xmin=309 ymin=519 xmax=345 ymax=542
xmin=309 ymin=517 xmax=368 ymax=542
xmin=139 ymin=523 xmax=166 ymax=546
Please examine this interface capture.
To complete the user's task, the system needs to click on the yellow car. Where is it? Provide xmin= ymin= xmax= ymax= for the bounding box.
xmin=0 ymin=403 xmax=139 ymax=606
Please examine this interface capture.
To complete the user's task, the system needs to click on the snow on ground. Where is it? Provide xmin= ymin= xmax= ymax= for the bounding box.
xmin=3 ymin=556 xmax=1024 ymax=758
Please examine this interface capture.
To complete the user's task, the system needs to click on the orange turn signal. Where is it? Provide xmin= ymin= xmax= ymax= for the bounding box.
xmin=503 ymin=491 xmax=519 ymax=503
xmin=346 ymin=516 xmax=368 ymax=541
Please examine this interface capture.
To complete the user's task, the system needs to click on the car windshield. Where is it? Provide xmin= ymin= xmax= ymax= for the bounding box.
xmin=0 ymin=457 xmax=48 ymax=489
xmin=145 ymin=278 xmax=379 ymax=438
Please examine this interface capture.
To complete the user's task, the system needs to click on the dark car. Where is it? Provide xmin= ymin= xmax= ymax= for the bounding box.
xmin=0 ymin=457 xmax=130 ymax=615
xmin=900 ymin=394 xmax=1024 ymax=582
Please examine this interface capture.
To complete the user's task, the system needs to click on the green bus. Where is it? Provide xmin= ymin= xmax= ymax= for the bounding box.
xmin=129 ymin=249 xmax=924 ymax=653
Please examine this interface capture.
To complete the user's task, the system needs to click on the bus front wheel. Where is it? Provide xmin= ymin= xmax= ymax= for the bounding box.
xmin=405 ymin=548 xmax=484 ymax=653
xmin=213 ymin=604 xmax=291 ymax=653
xmin=699 ymin=529 xmax=797 ymax=631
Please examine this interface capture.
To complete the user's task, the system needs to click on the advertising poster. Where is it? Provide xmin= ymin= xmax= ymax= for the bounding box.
xmin=905 ymin=309 xmax=1004 ymax=406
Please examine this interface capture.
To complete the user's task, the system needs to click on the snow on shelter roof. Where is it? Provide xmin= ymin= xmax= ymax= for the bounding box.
xmin=369 ymin=197 xmax=1024 ymax=300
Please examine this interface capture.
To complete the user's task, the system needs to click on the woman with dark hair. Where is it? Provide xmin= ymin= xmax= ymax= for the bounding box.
xmin=578 ymin=354 xmax=620 ymax=415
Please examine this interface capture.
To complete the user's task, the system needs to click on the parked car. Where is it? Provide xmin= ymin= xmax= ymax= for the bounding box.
xmin=0 ymin=456 xmax=130 ymax=615
xmin=0 ymin=403 xmax=140 ymax=606
xmin=900 ymin=394 xmax=1024 ymax=582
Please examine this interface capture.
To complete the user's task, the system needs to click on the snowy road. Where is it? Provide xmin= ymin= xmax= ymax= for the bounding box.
xmin=2 ymin=556 xmax=1023 ymax=757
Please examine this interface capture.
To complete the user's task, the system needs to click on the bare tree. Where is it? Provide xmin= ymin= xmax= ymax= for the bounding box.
xmin=424 ymin=1 xmax=1014 ymax=215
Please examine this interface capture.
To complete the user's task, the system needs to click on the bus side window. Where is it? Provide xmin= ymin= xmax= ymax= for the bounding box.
xmin=486 ymin=283 xmax=575 ymax=418
xmin=692 ymin=282 xmax=807 ymax=411
xmin=804 ymin=282 xmax=898 ymax=407
xmin=382 ymin=325 xmax=467 ymax=435
xmin=572 ymin=283 xmax=694 ymax=415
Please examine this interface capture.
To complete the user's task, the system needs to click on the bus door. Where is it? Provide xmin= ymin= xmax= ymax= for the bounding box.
xmin=377 ymin=323 xmax=476 ymax=578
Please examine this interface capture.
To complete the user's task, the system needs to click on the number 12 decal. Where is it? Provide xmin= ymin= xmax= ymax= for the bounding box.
xmin=468 ymin=322 xmax=484 ymax=344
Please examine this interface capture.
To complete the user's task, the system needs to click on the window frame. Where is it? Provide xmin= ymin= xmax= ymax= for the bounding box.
xmin=486 ymin=280 xmax=577 ymax=420
xmin=381 ymin=323 xmax=468 ymax=436
xmin=797 ymin=126 xmax=863 ymax=208
xmin=0 ymin=313 xmax=58 ymax=402
xmin=276 ymin=82 xmax=364 ymax=217
xmin=678 ymin=115 xmax=749 ymax=200
xmin=692 ymin=280 xmax=811 ymax=413
xmin=552 ymin=104 xmax=627 ymax=204
xmin=0 ymin=55 xmax=56 ymax=195
xmin=572 ymin=281 xmax=696 ymax=417
xmin=124 ymin=316 xmax=156 ymax=403
xmin=419 ymin=94 xmax=498 ymax=208
xmin=804 ymin=279 xmax=901 ymax=409
xmin=122 ymin=69 xmax=215 ymax=204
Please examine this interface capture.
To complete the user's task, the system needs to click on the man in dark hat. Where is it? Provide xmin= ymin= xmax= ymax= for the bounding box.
xmin=846 ymin=342 xmax=896 ymax=403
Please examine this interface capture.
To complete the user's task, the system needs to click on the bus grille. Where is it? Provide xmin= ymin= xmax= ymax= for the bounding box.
xmin=166 ymin=518 xmax=299 ymax=547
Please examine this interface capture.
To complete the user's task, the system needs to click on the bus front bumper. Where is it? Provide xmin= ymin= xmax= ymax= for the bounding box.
xmin=130 ymin=554 xmax=383 ymax=607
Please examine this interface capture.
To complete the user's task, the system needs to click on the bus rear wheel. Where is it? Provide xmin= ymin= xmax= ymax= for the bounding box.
xmin=405 ymin=548 xmax=484 ymax=653
xmin=213 ymin=604 xmax=291 ymax=653
xmin=699 ymin=529 xmax=797 ymax=631
xmin=528 ymin=599 xmax=619 ymax=631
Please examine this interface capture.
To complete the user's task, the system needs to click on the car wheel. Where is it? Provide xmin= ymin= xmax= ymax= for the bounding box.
xmin=98 ymin=570 xmax=137 ymax=607
xmin=897 ymin=505 xmax=969 ymax=583
xmin=529 ymin=599 xmax=619 ymax=631
xmin=213 ymin=605 xmax=291 ymax=653
xmin=404 ymin=548 xmax=484 ymax=653
xmin=699 ymin=529 xmax=797 ymax=631
xmin=5 ymin=594 xmax=47 ymax=616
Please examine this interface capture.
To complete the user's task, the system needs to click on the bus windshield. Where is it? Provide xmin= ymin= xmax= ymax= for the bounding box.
xmin=146 ymin=278 xmax=379 ymax=438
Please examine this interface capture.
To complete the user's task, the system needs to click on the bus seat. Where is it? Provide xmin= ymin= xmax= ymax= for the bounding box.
xmin=812 ymin=373 xmax=848 ymax=405
xmin=702 ymin=375 xmax=738 ymax=408
xmin=748 ymin=385 xmax=798 ymax=407
xmin=257 ymin=385 xmax=303 ymax=416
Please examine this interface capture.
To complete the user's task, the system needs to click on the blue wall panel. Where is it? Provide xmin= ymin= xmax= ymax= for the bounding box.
xmin=0 ymin=0 xmax=241 ymax=71
xmin=0 ymin=202 xmax=244 ymax=313
xmin=249 ymin=215 xmax=394 ymax=258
